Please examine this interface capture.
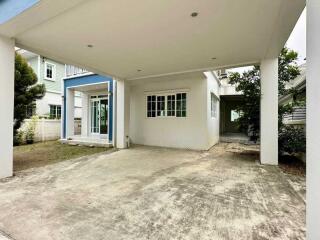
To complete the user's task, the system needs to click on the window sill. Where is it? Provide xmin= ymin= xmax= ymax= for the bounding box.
xmin=44 ymin=77 xmax=56 ymax=82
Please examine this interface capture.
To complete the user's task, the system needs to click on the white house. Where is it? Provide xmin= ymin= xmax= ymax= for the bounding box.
xmin=1 ymin=1 xmax=319 ymax=238
xmin=62 ymin=71 xmax=221 ymax=150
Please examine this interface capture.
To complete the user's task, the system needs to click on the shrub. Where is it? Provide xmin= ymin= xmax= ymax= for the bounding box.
xmin=279 ymin=125 xmax=306 ymax=155
xmin=13 ymin=130 xmax=25 ymax=146
xmin=25 ymin=116 xmax=38 ymax=144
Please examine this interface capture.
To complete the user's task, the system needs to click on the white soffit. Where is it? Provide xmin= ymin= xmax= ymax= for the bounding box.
xmin=0 ymin=0 xmax=305 ymax=80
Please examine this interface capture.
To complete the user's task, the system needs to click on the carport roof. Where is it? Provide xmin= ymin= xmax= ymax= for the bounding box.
xmin=0 ymin=0 xmax=305 ymax=80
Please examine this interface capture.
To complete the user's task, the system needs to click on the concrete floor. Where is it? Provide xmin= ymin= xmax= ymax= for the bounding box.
xmin=0 ymin=144 xmax=305 ymax=240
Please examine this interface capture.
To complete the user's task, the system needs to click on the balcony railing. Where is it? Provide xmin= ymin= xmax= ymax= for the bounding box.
xmin=66 ymin=65 xmax=89 ymax=77
xmin=283 ymin=106 xmax=306 ymax=122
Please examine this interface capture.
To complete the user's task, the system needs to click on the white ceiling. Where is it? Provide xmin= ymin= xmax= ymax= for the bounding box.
xmin=0 ymin=0 xmax=305 ymax=80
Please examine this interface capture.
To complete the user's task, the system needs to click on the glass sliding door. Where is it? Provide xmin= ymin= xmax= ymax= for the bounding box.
xmin=90 ymin=100 xmax=100 ymax=134
xmin=100 ymin=99 xmax=108 ymax=134
xmin=90 ymin=96 xmax=109 ymax=136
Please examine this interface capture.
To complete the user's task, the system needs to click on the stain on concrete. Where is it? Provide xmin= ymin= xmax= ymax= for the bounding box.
xmin=0 ymin=144 xmax=305 ymax=240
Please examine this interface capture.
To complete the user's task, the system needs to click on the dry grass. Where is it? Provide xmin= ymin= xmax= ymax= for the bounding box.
xmin=14 ymin=141 xmax=110 ymax=172
xmin=279 ymin=155 xmax=306 ymax=176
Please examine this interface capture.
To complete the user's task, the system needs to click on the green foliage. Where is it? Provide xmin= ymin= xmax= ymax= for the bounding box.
xmin=279 ymin=126 xmax=306 ymax=154
xmin=13 ymin=130 xmax=25 ymax=146
xmin=278 ymin=48 xmax=300 ymax=96
xmin=14 ymin=53 xmax=46 ymax=144
xmin=25 ymin=116 xmax=38 ymax=144
xmin=229 ymin=66 xmax=261 ymax=141
xmin=228 ymin=47 xmax=302 ymax=150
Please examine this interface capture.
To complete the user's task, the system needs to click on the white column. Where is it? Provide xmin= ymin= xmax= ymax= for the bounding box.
xmin=116 ymin=79 xmax=130 ymax=148
xmin=61 ymin=95 xmax=65 ymax=138
xmin=66 ymin=88 xmax=75 ymax=138
xmin=0 ymin=36 xmax=14 ymax=178
xmin=307 ymin=1 xmax=320 ymax=239
xmin=260 ymin=58 xmax=278 ymax=165
xmin=81 ymin=93 xmax=89 ymax=137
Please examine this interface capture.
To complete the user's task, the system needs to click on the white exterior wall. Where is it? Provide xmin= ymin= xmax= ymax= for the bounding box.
xmin=0 ymin=36 xmax=14 ymax=178
xmin=205 ymin=72 xmax=220 ymax=148
xmin=36 ymin=91 xmax=81 ymax=118
xmin=36 ymin=91 xmax=61 ymax=116
xmin=307 ymin=1 xmax=320 ymax=238
xmin=129 ymin=73 xmax=216 ymax=150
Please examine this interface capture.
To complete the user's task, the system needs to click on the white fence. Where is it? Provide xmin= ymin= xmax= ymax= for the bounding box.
xmin=20 ymin=119 xmax=81 ymax=142
xmin=21 ymin=119 xmax=61 ymax=142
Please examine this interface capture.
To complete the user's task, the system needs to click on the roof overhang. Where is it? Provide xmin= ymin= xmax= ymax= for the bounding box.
xmin=0 ymin=0 xmax=305 ymax=80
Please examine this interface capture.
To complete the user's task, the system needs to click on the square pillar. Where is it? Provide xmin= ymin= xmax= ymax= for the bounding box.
xmin=0 ymin=36 xmax=15 ymax=178
xmin=66 ymin=88 xmax=75 ymax=138
xmin=307 ymin=1 xmax=320 ymax=239
xmin=116 ymin=79 xmax=130 ymax=148
xmin=260 ymin=58 xmax=278 ymax=165
xmin=81 ymin=93 xmax=89 ymax=137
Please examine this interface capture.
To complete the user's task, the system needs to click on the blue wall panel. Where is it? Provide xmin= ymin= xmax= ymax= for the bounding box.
xmin=63 ymin=74 xmax=114 ymax=143
xmin=0 ymin=0 xmax=39 ymax=24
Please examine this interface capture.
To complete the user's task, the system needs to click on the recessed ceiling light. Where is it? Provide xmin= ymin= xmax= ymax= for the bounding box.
xmin=191 ymin=12 xmax=199 ymax=17
xmin=87 ymin=44 xmax=93 ymax=48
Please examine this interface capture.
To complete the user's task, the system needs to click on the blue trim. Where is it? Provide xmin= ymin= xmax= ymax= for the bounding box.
xmin=63 ymin=74 xmax=114 ymax=143
xmin=0 ymin=0 xmax=39 ymax=24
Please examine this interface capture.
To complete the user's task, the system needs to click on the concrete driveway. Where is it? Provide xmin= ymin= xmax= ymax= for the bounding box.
xmin=0 ymin=144 xmax=305 ymax=240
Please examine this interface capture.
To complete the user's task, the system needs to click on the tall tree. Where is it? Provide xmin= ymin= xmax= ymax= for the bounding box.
xmin=229 ymin=47 xmax=301 ymax=141
xmin=14 ymin=53 xmax=46 ymax=143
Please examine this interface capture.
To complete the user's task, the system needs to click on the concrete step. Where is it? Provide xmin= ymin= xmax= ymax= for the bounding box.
xmin=60 ymin=138 xmax=112 ymax=148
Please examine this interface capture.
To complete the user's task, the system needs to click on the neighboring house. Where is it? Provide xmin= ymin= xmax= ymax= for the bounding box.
xmin=279 ymin=63 xmax=306 ymax=127
xmin=16 ymin=49 xmax=82 ymax=119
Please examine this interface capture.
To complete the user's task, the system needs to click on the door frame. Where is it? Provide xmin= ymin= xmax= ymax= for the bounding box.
xmin=89 ymin=92 xmax=110 ymax=138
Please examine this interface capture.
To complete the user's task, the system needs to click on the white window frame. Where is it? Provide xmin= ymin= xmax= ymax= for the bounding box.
xmin=210 ymin=92 xmax=219 ymax=118
xmin=44 ymin=62 xmax=56 ymax=81
xmin=49 ymin=104 xmax=61 ymax=119
xmin=146 ymin=91 xmax=187 ymax=119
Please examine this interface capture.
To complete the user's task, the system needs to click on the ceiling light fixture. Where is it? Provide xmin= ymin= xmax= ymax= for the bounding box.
xmin=191 ymin=12 xmax=199 ymax=17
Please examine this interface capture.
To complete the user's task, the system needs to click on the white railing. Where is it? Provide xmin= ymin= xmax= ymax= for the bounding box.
xmin=66 ymin=65 xmax=89 ymax=77
xmin=283 ymin=106 xmax=306 ymax=123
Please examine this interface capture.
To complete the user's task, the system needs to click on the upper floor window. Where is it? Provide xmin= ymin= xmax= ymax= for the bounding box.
xmin=44 ymin=62 xmax=56 ymax=80
xmin=211 ymin=92 xmax=218 ymax=118
xmin=146 ymin=92 xmax=187 ymax=118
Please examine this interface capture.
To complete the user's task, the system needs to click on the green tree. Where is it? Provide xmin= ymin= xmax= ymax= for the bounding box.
xmin=229 ymin=47 xmax=301 ymax=143
xmin=14 ymin=53 xmax=46 ymax=144
xmin=229 ymin=66 xmax=261 ymax=141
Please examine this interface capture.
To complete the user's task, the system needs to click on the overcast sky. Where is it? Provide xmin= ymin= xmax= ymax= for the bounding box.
xmin=286 ymin=8 xmax=306 ymax=64
xmin=230 ymin=8 xmax=306 ymax=73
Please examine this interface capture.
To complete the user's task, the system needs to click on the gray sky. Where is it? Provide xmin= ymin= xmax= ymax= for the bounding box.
xmin=286 ymin=8 xmax=306 ymax=64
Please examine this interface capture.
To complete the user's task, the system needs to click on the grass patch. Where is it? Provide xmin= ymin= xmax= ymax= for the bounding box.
xmin=14 ymin=141 xmax=110 ymax=172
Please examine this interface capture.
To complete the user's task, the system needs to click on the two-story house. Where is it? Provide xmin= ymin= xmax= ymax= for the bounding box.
xmin=16 ymin=49 xmax=82 ymax=119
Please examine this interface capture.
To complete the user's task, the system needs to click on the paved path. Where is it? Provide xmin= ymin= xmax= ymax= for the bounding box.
xmin=0 ymin=144 xmax=305 ymax=240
